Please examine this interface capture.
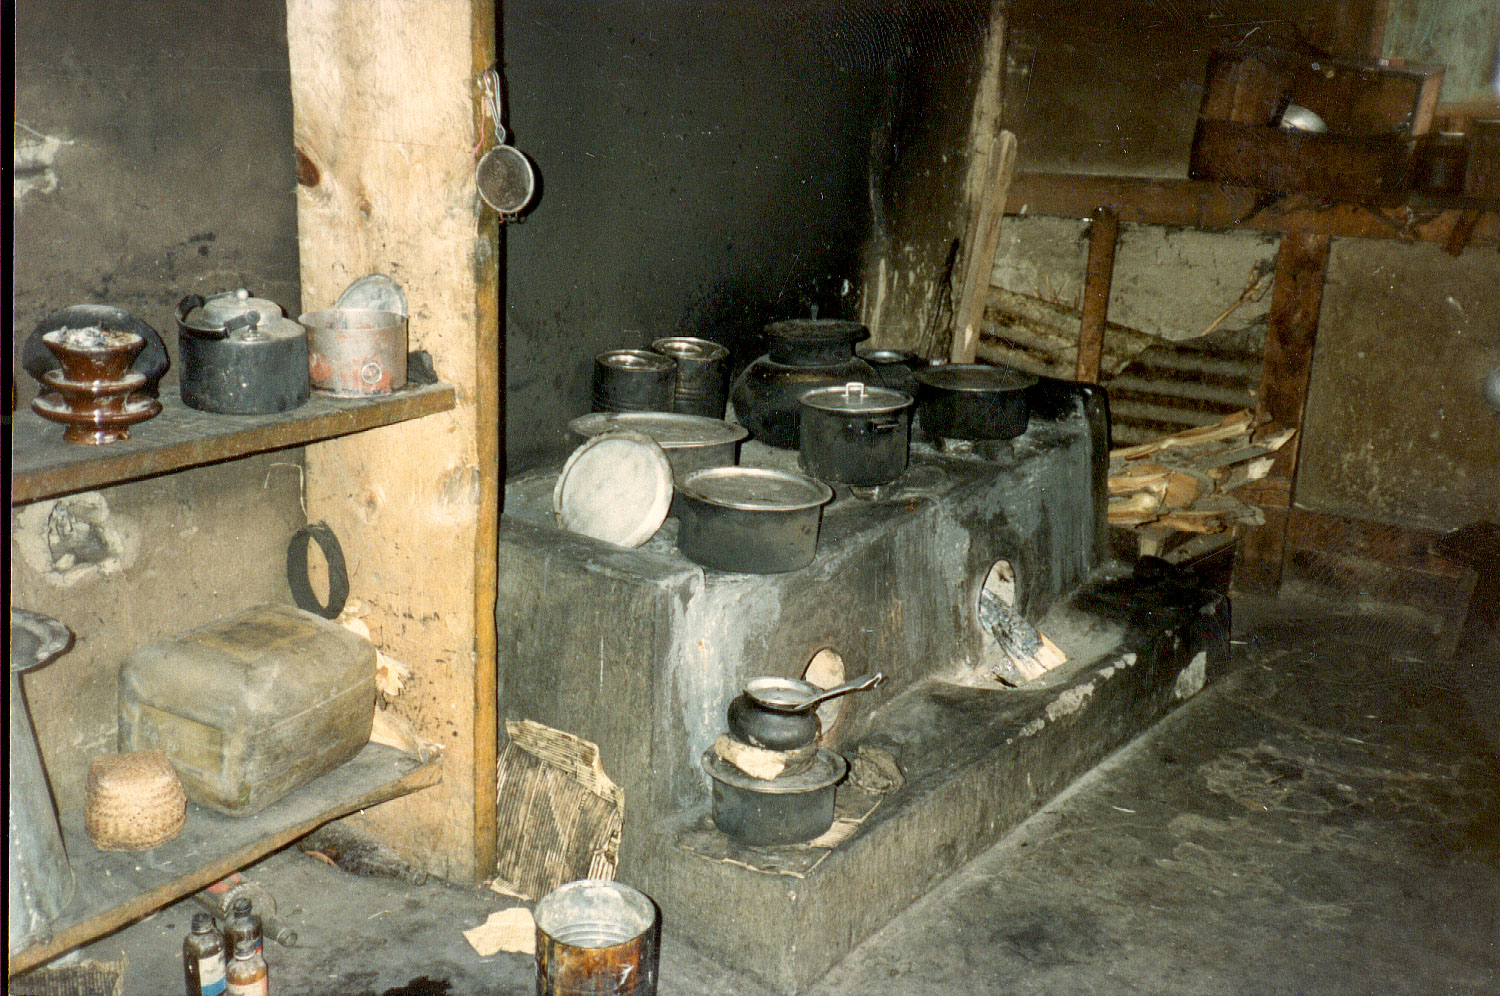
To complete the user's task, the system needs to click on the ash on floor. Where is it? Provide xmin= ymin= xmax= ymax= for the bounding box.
xmin=69 ymin=604 xmax=1498 ymax=995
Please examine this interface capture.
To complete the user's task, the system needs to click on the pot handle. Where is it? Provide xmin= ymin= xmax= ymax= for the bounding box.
xmin=846 ymin=417 xmax=902 ymax=435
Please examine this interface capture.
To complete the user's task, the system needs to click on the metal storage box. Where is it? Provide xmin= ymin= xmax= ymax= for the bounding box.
xmin=118 ymin=604 xmax=376 ymax=816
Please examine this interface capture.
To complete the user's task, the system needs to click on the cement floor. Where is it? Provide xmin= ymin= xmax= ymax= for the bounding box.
xmin=64 ymin=602 xmax=1499 ymax=995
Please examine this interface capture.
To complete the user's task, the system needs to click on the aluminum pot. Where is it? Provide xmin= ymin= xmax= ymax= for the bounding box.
xmin=798 ymin=382 xmax=914 ymax=488
xmin=676 ymin=467 xmax=833 ymax=574
xmin=856 ymin=347 xmax=922 ymax=396
xmin=702 ymin=747 xmax=847 ymax=845
xmin=568 ymin=412 xmax=746 ymax=482
xmin=726 ymin=673 xmax=884 ymax=751
xmin=912 ymin=363 xmax=1037 ymax=441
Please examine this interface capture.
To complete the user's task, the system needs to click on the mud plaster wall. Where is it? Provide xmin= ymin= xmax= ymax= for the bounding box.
xmin=502 ymin=0 xmax=990 ymax=472
xmin=11 ymin=1 xmax=306 ymax=808
xmin=991 ymin=1 xmax=1499 ymax=530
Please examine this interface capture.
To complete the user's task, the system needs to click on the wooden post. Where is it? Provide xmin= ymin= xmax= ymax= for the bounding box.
xmin=285 ymin=0 xmax=500 ymax=883
xmin=950 ymin=130 xmax=1018 ymax=365
xmin=1075 ymin=206 xmax=1119 ymax=383
xmin=1231 ymin=230 xmax=1330 ymax=595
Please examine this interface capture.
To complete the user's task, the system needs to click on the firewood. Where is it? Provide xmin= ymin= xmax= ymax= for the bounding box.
xmin=1223 ymin=456 xmax=1276 ymax=492
xmin=1108 ymin=491 xmax=1161 ymax=518
xmin=1109 ymin=409 xmax=1255 ymax=461
xmin=1162 ymin=471 xmax=1202 ymax=508
xmin=1158 ymin=511 xmax=1227 ymax=533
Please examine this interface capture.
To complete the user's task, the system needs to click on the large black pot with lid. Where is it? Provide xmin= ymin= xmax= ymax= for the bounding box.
xmin=912 ymin=363 xmax=1037 ymax=441
xmin=178 ymin=289 xmax=310 ymax=415
xmin=798 ymin=381 xmax=914 ymax=488
xmin=730 ymin=319 xmax=876 ymax=449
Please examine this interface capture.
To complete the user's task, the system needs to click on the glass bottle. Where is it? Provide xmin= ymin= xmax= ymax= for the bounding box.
xmin=183 ymin=912 xmax=227 ymax=996
xmin=225 ymin=937 xmax=268 ymax=996
xmin=223 ymin=898 xmax=263 ymax=957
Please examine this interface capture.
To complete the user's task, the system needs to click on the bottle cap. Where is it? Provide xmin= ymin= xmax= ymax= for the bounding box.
xmin=233 ymin=938 xmax=257 ymax=958
xmin=192 ymin=912 xmax=216 ymax=932
xmin=230 ymin=897 xmax=252 ymax=916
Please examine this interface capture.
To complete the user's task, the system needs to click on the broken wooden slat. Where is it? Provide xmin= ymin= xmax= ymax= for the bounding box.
xmin=1075 ymin=206 xmax=1119 ymax=384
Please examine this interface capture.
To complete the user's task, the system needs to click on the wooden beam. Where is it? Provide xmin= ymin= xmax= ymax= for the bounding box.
xmin=1005 ymin=171 xmax=1500 ymax=246
xmin=950 ymin=130 xmax=1018 ymax=364
xmin=1075 ymin=207 xmax=1118 ymax=383
xmin=286 ymin=0 xmax=500 ymax=884
xmin=1231 ymin=230 xmax=1331 ymax=595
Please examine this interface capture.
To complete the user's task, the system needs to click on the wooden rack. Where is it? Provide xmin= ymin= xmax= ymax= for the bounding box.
xmin=11 ymin=383 xmax=456 ymax=506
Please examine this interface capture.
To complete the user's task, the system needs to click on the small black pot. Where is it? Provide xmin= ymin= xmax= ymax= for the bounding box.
xmin=726 ymin=693 xmax=820 ymax=751
xmin=913 ymin=364 xmax=1037 ymax=441
xmin=676 ymin=467 xmax=833 ymax=574
xmin=702 ymin=748 xmax=847 ymax=846
xmin=798 ymin=382 xmax=914 ymax=488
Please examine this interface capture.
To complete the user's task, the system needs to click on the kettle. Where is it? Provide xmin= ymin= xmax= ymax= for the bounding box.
xmin=178 ymin=289 xmax=310 ymax=415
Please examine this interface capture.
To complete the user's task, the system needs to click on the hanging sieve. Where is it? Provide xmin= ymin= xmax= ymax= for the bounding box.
xmin=476 ymin=66 xmax=535 ymax=219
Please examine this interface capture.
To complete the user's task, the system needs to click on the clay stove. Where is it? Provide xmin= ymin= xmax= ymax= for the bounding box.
xmin=497 ymin=379 xmax=1227 ymax=993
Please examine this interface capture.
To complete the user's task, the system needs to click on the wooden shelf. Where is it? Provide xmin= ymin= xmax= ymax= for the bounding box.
xmin=7 ymin=743 xmax=442 ymax=977
xmin=10 ymin=383 xmax=457 ymax=505
xmin=1005 ymin=171 xmax=1500 ymax=246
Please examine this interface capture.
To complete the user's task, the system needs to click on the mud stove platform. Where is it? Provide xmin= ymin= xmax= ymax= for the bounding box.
xmin=498 ymin=382 xmax=1229 ymax=993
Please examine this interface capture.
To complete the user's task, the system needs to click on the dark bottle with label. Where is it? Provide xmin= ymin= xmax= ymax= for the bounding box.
xmin=225 ymin=937 xmax=269 ymax=996
xmin=223 ymin=898 xmax=263 ymax=958
xmin=184 ymin=912 xmax=227 ymax=996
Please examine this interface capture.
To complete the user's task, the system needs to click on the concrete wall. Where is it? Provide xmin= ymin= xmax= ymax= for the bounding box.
xmin=11 ymin=1 xmax=305 ymax=806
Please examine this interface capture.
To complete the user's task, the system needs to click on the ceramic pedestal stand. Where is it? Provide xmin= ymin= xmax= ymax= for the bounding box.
xmin=31 ymin=329 xmax=161 ymax=445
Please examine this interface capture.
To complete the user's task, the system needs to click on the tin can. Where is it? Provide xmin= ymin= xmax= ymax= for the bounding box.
xmin=590 ymin=350 xmax=675 ymax=413
xmin=649 ymin=337 xmax=729 ymax=417
xmin=300 ymin=308 xmax=408 ymax=397
xmin=534 ymin=880 xmax=659 ymax=996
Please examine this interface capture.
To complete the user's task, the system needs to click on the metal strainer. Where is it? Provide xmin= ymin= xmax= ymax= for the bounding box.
xmin=477 ymin=66 xmax=535 ymax=219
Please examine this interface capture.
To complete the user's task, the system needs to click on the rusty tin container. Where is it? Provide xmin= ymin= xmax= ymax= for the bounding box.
xmin=534 ymin=880 xmax=659 ymax=996
xmin=300 ymin=308 xmax=408 ymax=396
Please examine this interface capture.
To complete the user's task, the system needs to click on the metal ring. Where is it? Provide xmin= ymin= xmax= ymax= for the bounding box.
xmin=286 ymin=522 xmax=349 ymax=619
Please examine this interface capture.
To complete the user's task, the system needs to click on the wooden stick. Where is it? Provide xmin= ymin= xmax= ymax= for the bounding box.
xmin=950 ymin=130 xmax=1018 ymax=364
xmin=1075 ymin=207 xmax=1119 ymax=383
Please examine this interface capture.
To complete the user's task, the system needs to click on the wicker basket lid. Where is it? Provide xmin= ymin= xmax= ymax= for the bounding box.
xmin=85 ymin=749 xmax=187 ymax=851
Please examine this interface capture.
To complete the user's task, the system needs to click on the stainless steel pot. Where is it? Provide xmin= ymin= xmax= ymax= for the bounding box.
xmin=591 ymin=349 xmax=676 ymax=413
xmin=913 ymin=364 xmax=1037 ymax=441
xmin=650 ymin=337 xmax=730 ymax=418
xmin=676 ymin=467 xmax=833 ymax=574
xmin=701 ymin=747 xmax=847 ymax=845
xmin=798 ymin=382 xmax=914 ymax=488
xmin=568 ymin=411 xmax=747 ymax=482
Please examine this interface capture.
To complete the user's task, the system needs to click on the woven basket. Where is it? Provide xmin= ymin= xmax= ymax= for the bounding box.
xmin=85 ymin=750 xmax=187 ymax=851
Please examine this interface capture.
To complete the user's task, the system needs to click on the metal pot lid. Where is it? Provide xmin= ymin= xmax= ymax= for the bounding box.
xmin=334 ymin=274 xmax=408 ymax=317
xmin=651 ymin=336 xmax=729 ymax=361
xmin=701 ymin=745 xmax=848 ymax=793
xmin=798 ymin=381 xmax=913 ymax=415
xmin=679 ymin=466 xmax=833 ymax=512
xmin=765 ymin=318 xmax=869 ymax=345
xmin=10 ymin=609 xmax=74 ymax=675
xmin=597 ymin=348 xmax=676 ymax=373
xmin=857 ymin=348 xmax=918 ymax=365
xmin=569 ymin=411 xmax=748 ymax=449
xmin=197 ymin=289 xmax=285 ymax=325
xmin=552 ymin=430 xmax=674 ymax=548
xmin=913 ymin=363 xmax=1038 ymax=393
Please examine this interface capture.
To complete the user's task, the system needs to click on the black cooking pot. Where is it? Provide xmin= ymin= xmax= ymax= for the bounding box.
xmin=702 ymin=748 xmax=848 ymax=846
xmin=676 ymin=467 xmax=833 ymax=574
xmin=798 ymin=382 xmax=914 ymax=488
xmin=726 ymin=673 xmax=884 ymax=751
xmin=912 ymin=363 xmax=1037 ymax=441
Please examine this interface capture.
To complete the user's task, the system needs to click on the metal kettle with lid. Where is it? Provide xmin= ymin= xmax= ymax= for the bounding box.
xmin=178 ymin=289 xmax=310 ymax=415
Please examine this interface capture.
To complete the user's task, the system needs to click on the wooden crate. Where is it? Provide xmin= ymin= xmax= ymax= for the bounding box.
xmin=1189 ymin=46 xmax=1444 ymax=203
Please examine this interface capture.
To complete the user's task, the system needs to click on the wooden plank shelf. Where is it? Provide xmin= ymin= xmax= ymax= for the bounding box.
xmin=10 ymin=383 xmax=457 ymax=506
xmin=1005 ymin=171 xmax=1500 ymax=246
xmin=7 ymin=743 xmax=442 ymax=977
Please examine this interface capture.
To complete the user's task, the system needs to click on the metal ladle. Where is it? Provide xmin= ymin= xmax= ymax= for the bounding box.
xmin=476 ymin=66 xmax=535 ymax=220
xmin=744 ymin=672 xmax=884 ymax=713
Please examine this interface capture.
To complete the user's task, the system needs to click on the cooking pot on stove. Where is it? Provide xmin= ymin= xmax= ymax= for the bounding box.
xmin=798 ymin=382 xmax=914 ymax=488
xmin=730 ymin=319 xmax=877 ymax=449
xmin=912 ymin=363 xmax=1036 ymax=441
xmin=676 ymin=467 xmax=833 ymax=574
xmin=726 ymin=672 xmax=884 ymax=750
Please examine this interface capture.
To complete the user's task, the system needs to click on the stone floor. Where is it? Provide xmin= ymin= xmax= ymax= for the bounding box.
xmin=57 ymin=599 xmax=1500 ymax=995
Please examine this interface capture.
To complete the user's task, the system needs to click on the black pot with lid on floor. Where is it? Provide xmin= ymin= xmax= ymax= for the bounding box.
xmin=178 ymin=289 xmax=310 ymax=415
